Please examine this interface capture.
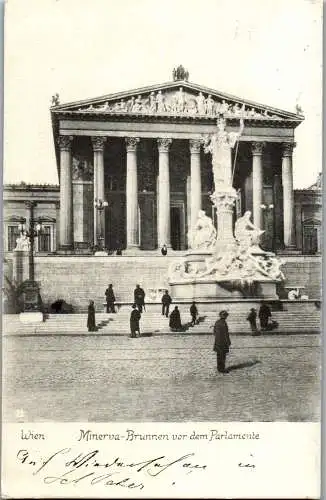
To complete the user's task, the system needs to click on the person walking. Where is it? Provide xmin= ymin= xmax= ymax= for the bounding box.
xmin=87 ymin=300 xmax=96 ymax=332
xmin=190 ymin=301 xmax=198 ymax=326
xmin=130 ymin=304 xmax=141 ymax=338
xmin=161 ymin=290 xmax=172 ymax=317
xmin=213 ymin=310 xmax=231 ymax=373
xmin=134 ymin=284 xmax=145 ymax=313
xmin=247 ymin=307 xmax=260 ymax=335
xmin=105 ymin=284 xmax=116 ymax=313
xmin=258 ymin=303 xmax=271 ymax=331
xmin=169 ymin=306 xmax=182 ymax=332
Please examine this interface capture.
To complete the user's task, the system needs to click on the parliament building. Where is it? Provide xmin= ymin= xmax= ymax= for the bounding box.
xmin=3 ymin=69 xmax=322 ymax=308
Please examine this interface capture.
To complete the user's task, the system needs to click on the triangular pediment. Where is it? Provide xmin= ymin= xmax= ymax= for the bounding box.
xmin=51 ymin=80 xmax=303 ymax=123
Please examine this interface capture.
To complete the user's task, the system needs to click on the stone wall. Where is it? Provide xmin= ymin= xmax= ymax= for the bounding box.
xmin=32 ymin=254 xmax=321 ymax=312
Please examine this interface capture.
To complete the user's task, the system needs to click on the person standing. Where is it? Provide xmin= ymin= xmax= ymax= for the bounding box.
xmin=105 ymin=284 xmax=116 ymax=313
xmin=258 ymin=303 xmax=271 ymax=331
xmin=134 ymin=284 xmax=145 ymax=313
xmin=161 ymin=290 xmax=172 ymax=317
xmin=161 ymin=244 xmax=168 ymax=256
xmin=247 ymin=307 xmax=260 ymax=335
xmin=213 ymin=310 xmax=231 ymax=373
xmin=190 ymin=301 xmax=198 ymax=326
xmin=87 ymin=300 xmax=96 ymax=332
xmin=130 ymin=304 xmax=141 ymax=338
xmin=169 ymin=306 xmax=182 ymax=331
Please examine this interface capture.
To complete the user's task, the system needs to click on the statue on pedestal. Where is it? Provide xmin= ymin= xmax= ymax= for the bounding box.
xmin=234 ymin=211 xmax=264 ymax=249
xmin=189 ymin=210 xmax=216 ymax=251
xmin=15 ymin=233 xmax=30 ymax=251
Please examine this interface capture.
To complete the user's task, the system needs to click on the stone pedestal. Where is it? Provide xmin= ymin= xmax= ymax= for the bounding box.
xmin=211 ymin=189 xmax=237 ymax=253
xmin=13 ymin=250 xmax=29 ymax=285
xmin=255 ymin=281 xmax=279 ymax=299
xmin=170 ymin=281 xmax=244 ymax=301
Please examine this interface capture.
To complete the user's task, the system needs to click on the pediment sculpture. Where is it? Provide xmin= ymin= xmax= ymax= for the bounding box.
xmin=77 ymin=87 xmax=283 ymax=120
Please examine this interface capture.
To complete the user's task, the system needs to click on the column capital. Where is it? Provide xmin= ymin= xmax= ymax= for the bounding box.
xmin=251 ymin=141 xmax=264 ymax=155
xmin=58 ymin=135 xmax=73 ymax=151
xmin=189 ymin=139 xmax=201 ymax=154
xmin=282 ymin=142 xmax=296 ymax=157
xmin=157 ymin=138 xmax=172 ymax=153
xmin=91 ymin=136 xmax=107 ymax=152
xmin=125 ymin=137 xmax=140 ymax=152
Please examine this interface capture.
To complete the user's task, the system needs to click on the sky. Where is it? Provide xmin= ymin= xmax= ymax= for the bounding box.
xmin=3 ymin=0 xmax=322 ymax=188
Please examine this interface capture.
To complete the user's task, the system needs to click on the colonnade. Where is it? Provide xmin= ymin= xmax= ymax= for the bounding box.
xmin=58 ymin=135 xmax=295 ymax=251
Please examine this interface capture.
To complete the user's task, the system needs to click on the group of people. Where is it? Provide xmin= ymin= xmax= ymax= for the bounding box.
xmin=87 ymin=285 xmax=276 ymax=347
xmin=246 ymin=303 xmax=275 ymax=335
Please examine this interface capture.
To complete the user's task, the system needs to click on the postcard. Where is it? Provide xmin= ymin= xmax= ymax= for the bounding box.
xmin=2 ymin=0 xmax=322 ymax=498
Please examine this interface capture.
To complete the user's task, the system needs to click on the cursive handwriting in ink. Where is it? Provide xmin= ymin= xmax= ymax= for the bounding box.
xmin=238 ymin=454 xmax=256 ymax=469
xmin=16 ymin=447 xmax=207 ymax=490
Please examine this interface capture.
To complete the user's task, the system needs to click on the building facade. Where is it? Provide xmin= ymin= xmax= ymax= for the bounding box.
xmin=50 ymin=73 xmax=304 ymax=253
xmin=4 ymin=72 xmax=322 ymax=257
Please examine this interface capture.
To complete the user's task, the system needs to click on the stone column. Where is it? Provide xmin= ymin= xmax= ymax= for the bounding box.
xmin=157 ymin=138 xmax=172 ymax=248
xmin=252 ymin=142 xmax=264 ymax=230
xmin=189 ymin=139 xmax=202 ymax=237
xmin=282 ymin=143 xmax=295 ymax=247
xmin=92 ymin=137 xmax=106 ymax=246
xmin=125 ymin=137 xmax=140 ymax=249
xmin=211 ymin=191 xmax=237 ymax=253
xmin=58 ymin=135 xmax=73 ymax=250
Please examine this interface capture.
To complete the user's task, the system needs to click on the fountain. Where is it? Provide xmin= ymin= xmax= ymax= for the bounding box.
xmin=168 ymin=116 xmax=285 ymax=300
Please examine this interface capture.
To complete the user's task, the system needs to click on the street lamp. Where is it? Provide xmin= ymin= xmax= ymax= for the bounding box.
xmin=19 ymin=202 xmax=44 ymax=281
xmin=94 ymin=198 xmax=108 ymax=250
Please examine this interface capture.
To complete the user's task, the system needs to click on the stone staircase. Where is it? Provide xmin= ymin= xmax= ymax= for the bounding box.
xmin=3 ymin=301 xmax=321 ymax=336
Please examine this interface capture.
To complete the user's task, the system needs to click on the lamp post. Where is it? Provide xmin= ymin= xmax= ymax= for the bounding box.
xmin=19 ymin=202 xmax=44 ymax=281
xmin=94 ymin=198 xmax=108 ymax=251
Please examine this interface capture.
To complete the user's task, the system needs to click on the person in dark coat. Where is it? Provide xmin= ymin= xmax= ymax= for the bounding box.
xmin=161 ymin=244 xmax=168 ymax=256
xmin=190 ymin=301 xmax=198 ymax=326
xmin=87 ymin=300 xmax=96 ymax=332
xmin=258 ymin=303 xmax=271 ymax=330
xmin=169 ymin=306 xmax=182 ymax=331
xmin=161 ymin=290 xmax=172 ymax=317
xmin=105 ymin=284 xmax=116 ymax=313
xmin=134 ymin=284 xmax=145 ymax=313
xmin=213 ymin=310 xmax=231 ymax=373
xmin=247 ymin=307 xmax=260 ymax=335
xmin=130 ymin=303 xmax=141 ymax=338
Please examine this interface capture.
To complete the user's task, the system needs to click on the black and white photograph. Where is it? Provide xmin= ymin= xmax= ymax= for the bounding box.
xmin=1 ymin=0 xmax=322 ymax=497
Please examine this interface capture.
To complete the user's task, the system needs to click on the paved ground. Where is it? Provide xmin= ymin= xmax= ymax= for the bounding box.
xmin=3 ymin=334 xmax=320 ymax=422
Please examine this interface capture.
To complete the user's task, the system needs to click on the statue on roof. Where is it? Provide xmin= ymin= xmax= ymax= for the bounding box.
xmin=172 ymin=65 xmax=189 ymax=81
xmin=51 ymin=93 xmax=60 ymax=106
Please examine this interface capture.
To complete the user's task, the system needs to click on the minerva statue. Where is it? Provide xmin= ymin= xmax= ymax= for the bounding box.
xmin=234 ymin=210 xmax=264 ymax=248
xmin=204 ymin=116 xmax=244 ymax=189
xmin=189 ymin=210 xmax=217 ymax=251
